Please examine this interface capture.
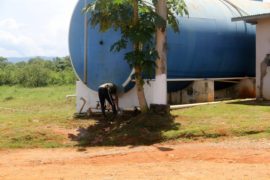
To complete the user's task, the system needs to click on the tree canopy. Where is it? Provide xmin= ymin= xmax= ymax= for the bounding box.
xmin=84 ymin=0 xmax=188 ymax=112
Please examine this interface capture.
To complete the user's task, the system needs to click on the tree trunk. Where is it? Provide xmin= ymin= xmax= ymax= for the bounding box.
xmin=133 ymin=0 xmax=149 ymax=112
xmin=135 ymin=66 xmax=149 ymax=113
xmin=153 ymin=0 xmax=168 ymax=105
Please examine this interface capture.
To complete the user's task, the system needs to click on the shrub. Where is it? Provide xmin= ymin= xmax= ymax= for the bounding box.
xmin=0 ymin=56 xmax=77 ymax=87
xmin=17 ymin=64 xmax=50 ymax=87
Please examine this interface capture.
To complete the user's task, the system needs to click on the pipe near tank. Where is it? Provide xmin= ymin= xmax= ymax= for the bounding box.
xmin=83 ymin=0 xmax=88 ymax=84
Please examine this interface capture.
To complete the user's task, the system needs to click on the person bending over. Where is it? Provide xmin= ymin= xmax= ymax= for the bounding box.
xmin=98 ymin=83 xmax=119 ymax=117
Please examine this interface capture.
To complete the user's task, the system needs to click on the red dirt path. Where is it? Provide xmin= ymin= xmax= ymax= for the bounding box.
xmin=0 ymin=139 xmax=270 ymax=180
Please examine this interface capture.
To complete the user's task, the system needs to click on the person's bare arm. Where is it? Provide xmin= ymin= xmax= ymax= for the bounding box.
xmin=114 ymin=95 xmax=119 ymax=111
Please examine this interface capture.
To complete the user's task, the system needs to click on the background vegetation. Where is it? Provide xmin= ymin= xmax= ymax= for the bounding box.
xmin=0 ymin=56 xmax=76 ymax=87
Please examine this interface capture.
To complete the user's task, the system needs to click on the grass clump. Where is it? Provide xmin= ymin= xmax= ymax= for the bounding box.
xmin=3 ymin=96 xmax=14 ymax=101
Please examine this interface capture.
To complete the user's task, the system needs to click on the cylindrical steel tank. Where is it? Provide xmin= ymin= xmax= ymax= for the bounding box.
xmin=69 ymin=0 xmax=269 ymax=92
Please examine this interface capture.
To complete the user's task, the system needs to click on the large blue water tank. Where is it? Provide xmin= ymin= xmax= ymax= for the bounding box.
xmin=69 ymin=0 xmax=269 ymax=92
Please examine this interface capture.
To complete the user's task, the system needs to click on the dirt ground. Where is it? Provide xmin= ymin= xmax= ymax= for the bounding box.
xmin=0 ymin=139 xmax=270 ymax=180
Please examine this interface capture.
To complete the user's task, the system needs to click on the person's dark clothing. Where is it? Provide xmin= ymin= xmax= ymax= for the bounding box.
xmin=98 ymin=83 xmax=117 ymax=117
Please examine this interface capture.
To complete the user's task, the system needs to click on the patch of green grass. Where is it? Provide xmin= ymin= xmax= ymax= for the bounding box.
xmin=0 ymin=85 xmax=94 ymax=149
xmin=0 ymin=130 xmax=65 ymax=148
xmin=171 ymin=101 xmax=270 ymax=140
xmin=1 ymin=85 xmax=270 ymax=148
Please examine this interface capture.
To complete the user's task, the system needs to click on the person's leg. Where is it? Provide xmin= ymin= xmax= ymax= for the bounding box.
xmin=98 ymin=88 xmax=106 ymax=117
xmin=105 ymin=92 xmax=117 ymax=115
xmin=111 ymin=103 xmax=117 ymax=115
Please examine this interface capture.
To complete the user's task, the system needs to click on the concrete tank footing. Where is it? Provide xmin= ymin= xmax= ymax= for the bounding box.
xmin=168 ymin=80 xmax=214 ymax=105
xmin=168 ymin=78 xmax=256 ymax=105
xmin=237 ymin=78 xmax=256 ymax=98
xmin=215 ymin=78 xmax=256 ymax=100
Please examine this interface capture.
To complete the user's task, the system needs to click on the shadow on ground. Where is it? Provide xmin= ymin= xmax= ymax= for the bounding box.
xmin=68 ymin=112 xmax=180 ymax=147
xmin=228 ymin=100 xmax=270 ymax=106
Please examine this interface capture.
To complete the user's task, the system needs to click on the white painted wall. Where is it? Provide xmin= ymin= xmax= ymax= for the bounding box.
xmin=76 ymin=81 xmax=155 ymax=113
xmin=256 ymin=18 xmax=270 ymax=99
xmin=263 ymin=67 xmax=270 ymax=99
xmin=152 ymin=74 xmax=167 ymax=104
xmin=76 ymin=79 xmax=217 ymax=112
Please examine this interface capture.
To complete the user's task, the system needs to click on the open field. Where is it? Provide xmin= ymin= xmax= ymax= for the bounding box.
xmin=0 ymin=85 xmax=94 ymax=148
xmin=0 ymin=85 xmax=270 ymax=149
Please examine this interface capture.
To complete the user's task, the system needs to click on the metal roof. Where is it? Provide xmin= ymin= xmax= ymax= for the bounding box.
xmin=232 ymin=12 xmax=270 ymax=24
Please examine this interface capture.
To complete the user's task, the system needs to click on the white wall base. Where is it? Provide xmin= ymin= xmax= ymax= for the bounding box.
xmin=152 ymin=74 xmax=167 ymax=105
xmin=263 ymin=67 xmax=270 ymax=100
xmin=76 ymin=81 xmax=98 ymax=113
xmin=76 ymin=81 xmax=155 ymax=113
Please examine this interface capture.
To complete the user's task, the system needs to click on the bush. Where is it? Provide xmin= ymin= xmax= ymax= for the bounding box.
xmin=17 ymin=64 xmax=50 ymax=87
xmin=0 ymin=56 xmax=77 ymax=87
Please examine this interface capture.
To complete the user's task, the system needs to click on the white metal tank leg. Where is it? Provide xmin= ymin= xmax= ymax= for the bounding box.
xmin=181 ymin=80 xmax=214 ymax=104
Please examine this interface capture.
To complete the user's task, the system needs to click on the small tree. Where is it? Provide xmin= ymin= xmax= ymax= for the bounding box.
xmin=0 ymin=57 xmax=8 ymax=69
xmin=84 ymin=0 xmax=187 ymax=113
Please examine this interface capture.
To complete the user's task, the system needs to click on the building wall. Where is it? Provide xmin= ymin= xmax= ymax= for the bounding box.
xmin=256 ymin=18 xmax=270 ymax=99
